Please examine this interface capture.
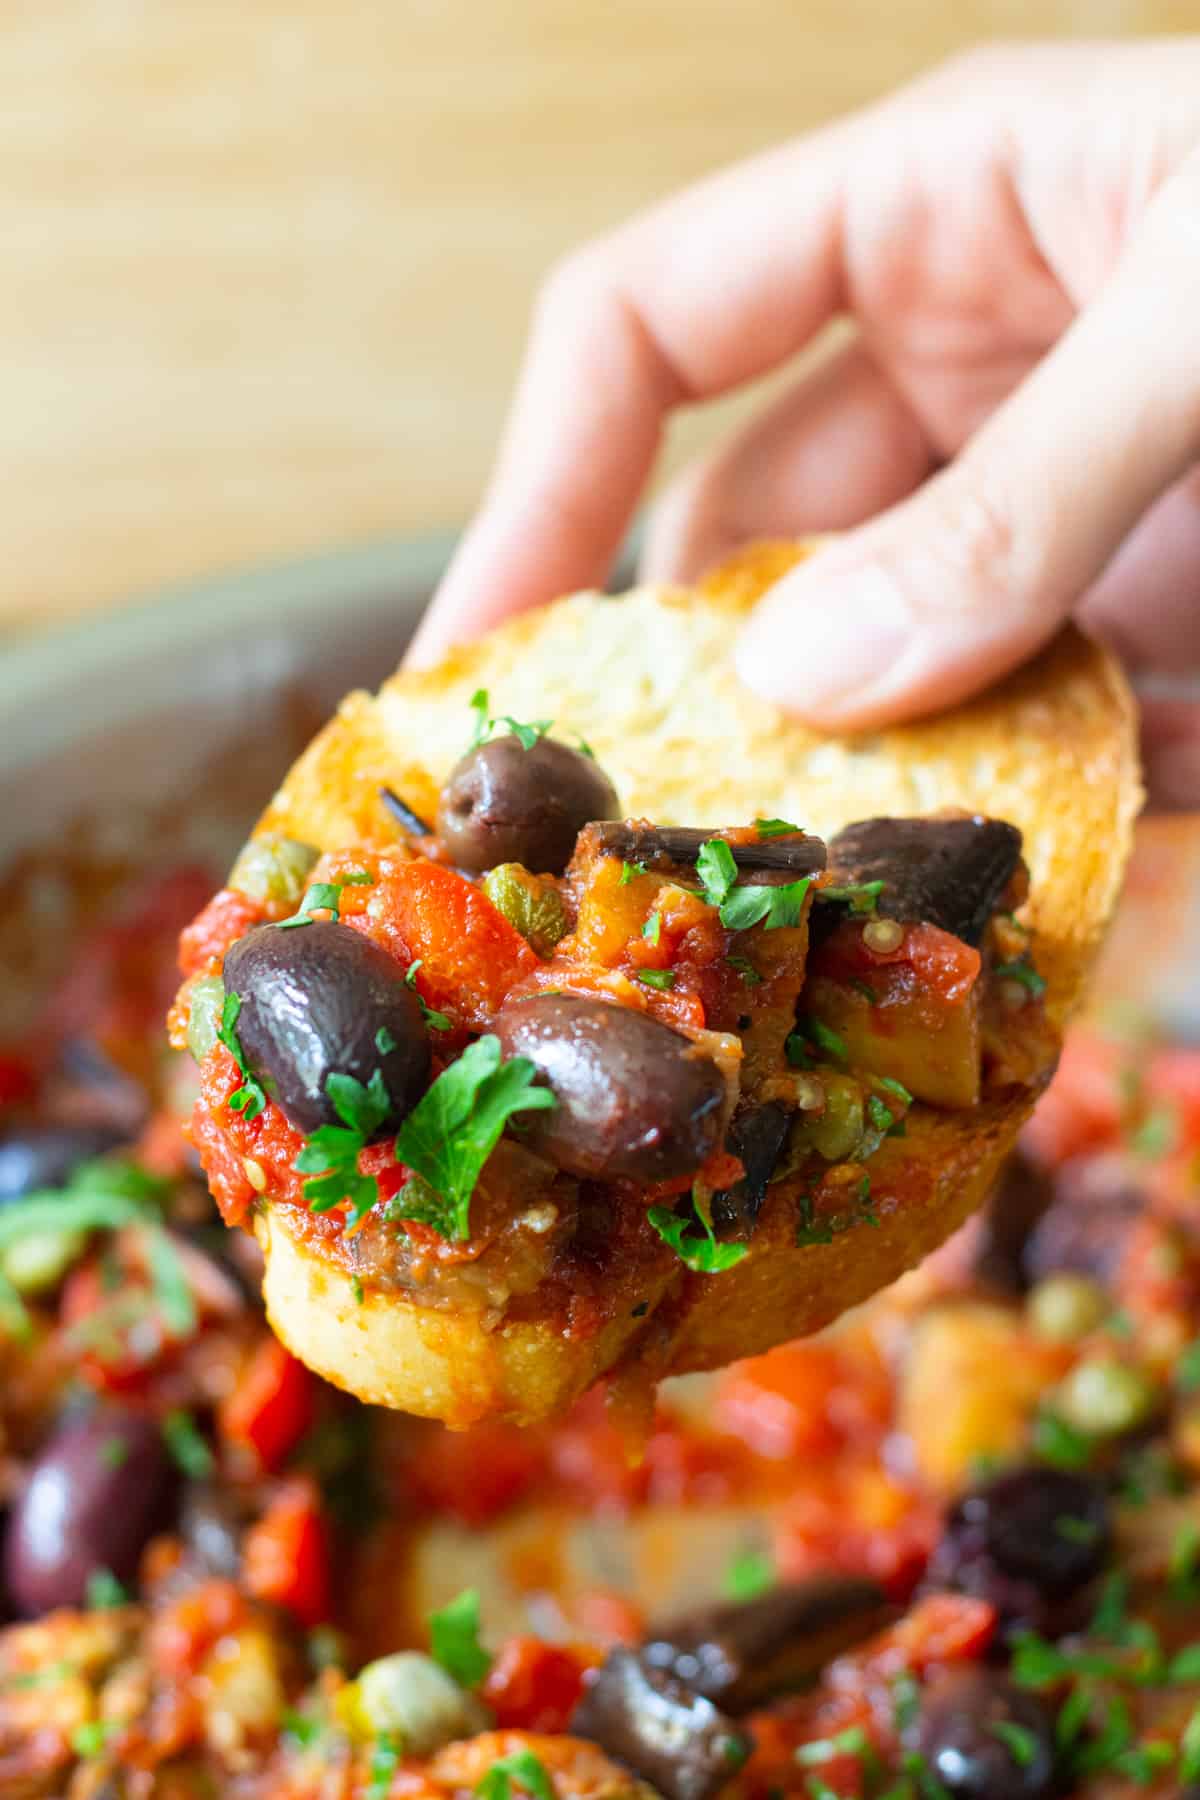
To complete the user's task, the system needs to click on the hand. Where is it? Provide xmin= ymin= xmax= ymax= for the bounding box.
xmin=410 ymin=41 xmax=1200 ymax=809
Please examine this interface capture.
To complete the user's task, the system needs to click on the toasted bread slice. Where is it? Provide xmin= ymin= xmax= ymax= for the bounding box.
xmin=244 ymin=541 xmax=1139 ymax=1425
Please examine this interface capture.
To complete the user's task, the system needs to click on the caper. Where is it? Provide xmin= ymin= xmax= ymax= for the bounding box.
xmin=1053 ymin=1358 xmax=1159 ymax=1438
xmin=186 ymin=973 xmax=227 ymax=1063
xmin=1028 ymin=1274 xmax=1108 ymax=1343
xmin=482 ymin=863 xmax=568 ymax=954
xmin=800 ymin=1072 xmax=864 ymax=1163
xmin=228 ymin=833 xmax=319 ymax=906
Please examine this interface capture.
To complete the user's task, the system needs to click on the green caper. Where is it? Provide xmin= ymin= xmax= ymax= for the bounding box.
xmin=228 ymin=833 xmax=319 ymax=906
xmin=186 ymin=973 xmax=227 ymax=1063
xmin=1053 ymin=1357 xmax=1159 ymax=1437
xmin=482 ymin=863 xmax=568 ymax=954
xmin=796 ymin=1071 xmax=864 ymax=1163
xmin=1028 ymin=1274 xmax=1109 ymax=1342
xmin=2 ymin=1229 xmax=87 ymax=1296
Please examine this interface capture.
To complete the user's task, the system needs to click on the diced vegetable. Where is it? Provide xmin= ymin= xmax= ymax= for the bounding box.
xmin=242 ymin=1479 xmax=331 ymax=1626
xmin=228 ymin=835 xmax=320 ymax=907
xmin=218 ymin=1337 xmax=317 ymax=1471
xmin=185 ymin=974 xmax=227 ymax=1064
xmin=348 ymin=1651 xmax=491 ymax=1750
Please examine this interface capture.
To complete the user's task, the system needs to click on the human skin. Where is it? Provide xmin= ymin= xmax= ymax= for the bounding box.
xmin=410 ymin=40 xmax=1200 ymax=809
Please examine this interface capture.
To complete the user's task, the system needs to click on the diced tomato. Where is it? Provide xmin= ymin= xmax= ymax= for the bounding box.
xmin=830 ymin=1593 xmax=996 ymax=1695
xmin=242 ymin=1478 xmax=332 ymax=1626
xmin=178 ymin=888 xmax=266 ymax=978
xmin=348 ymin=861 xmax=535 ymax=1029
xmin=0 ymin=1051 xmax=36 ymax=1110
xmin=1147 ymin=1048 xmax=1200 ymax=1152
xmin=716 ymin=1344 xmax=867 ymax=1461
xmin=1023 ymin=1027 xmax=1127 ymax=1167
xmin=483 ymin=1638 xmax=592 ymax=1732
xmin=219 ymin=1337 xmax=316 ymax=1471
xmin=403 ymin=1420 xmax=547 ymax=1527
xmin=150 ymin=1578 xmax=250 ymax=1675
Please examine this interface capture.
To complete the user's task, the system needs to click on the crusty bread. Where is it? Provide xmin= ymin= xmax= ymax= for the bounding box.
xmin=253 ymin=540 xmax=1140 ymax=1425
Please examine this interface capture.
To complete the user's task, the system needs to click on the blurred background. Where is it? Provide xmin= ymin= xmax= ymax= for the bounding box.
xmin=4 ymin=0 xmax=1196 ymax=635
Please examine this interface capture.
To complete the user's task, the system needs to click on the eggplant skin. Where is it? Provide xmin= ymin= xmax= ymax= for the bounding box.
xmin=570 ymin=1650 xmax=751 ymax=1800
xmin=825 ymin=815 xmax=1023 ymax=946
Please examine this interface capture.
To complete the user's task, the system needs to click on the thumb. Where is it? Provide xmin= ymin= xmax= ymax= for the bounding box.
xmin=735 ymin=148 xmax=1200 ymax=728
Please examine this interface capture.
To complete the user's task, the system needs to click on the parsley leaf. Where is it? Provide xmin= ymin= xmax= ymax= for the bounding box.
xmin=619 ymin=860 xmax=647 ymax=885
xmin=392 ymin=1036 xmax=556 ymax=1241
xmin=754 ymin=817 xmax=801 ymax=838
xmin=636 ymin=968 xmax=675 ymax=990
xmin=468 ymin=689 xmax=553 ymax=753
xmin=476 ymin=1749 xmax=555 ymax=1800
xmin=218 ymin=992 xmax=267 ymax=1120
xmin=817 ymin=880 xmax=885 ymax=915
xmin=695 ymin=837 xmax=811 ymax=931
xmin=162 ymin=1409 xmax=214 ymax=1479
xmin=990 ymin=1721 xmax=1038 ymax=1767
xmin=647 ymin=1193 xmax=748 ymax=1274
xmin=404 ymin=961 xmax=451 ymax=1032
xmin=787 ymin=1018 xmax=848 ymax=1067
xmin=994 ymin=958 xmax=1047 ymax=998
xmin=429 ymin=1588 xmax=492 ymax=1687
xmin=295 ymin=1070 xmax=392 ymax=1226
xmin=642 ymin=911 xmax=662 ymax=946
xmin=367 ymin=1732 xmax=403 ymax=1800
xmin=1032 ymin=1410 xmax=1095 ymax=1472
xmin=726 ymin=953 xmax=762 ymax=985
xmin=723 ymin=1545 xmax=774 ymax=1601
xmin=86 ymin=1568 xmax=129 ymax=1610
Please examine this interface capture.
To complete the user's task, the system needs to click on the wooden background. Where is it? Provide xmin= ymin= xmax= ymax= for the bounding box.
xmin=3 ymin=1 xmax=1194 ymax=632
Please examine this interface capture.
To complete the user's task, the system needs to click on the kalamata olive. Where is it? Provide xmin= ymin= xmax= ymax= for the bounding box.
xmin=222 ymin=921 xmax=429 ymax=1137
xmin=5 ymin=1408 xmax=179 ymax=1615
xmin=914 ymin=1668 xmax=1056 ymax=1799
xmin=0 ymin=1124 xmax=127 ymax=1203
xmin=822 ymin=816 xmax=1024 ymax=946
xmin=492 ymin=995 xmax=726 ymax=1183
xmin=642 ymin=1576 xmax=892 ymax=1711
xmin=571 ymin=1648 xmax=751 ymax=1800
xmin=436 ymin=734 xmax=619 ymax=875
xmin=1022 ymin=1153 xmax=1143 ymax=1285
xmin=925 ymin=1466 xmax=1111 ymax=1635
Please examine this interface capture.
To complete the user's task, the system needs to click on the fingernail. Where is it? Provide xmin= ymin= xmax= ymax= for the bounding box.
xmin=734 ymin=557 xmax=915 ymax=719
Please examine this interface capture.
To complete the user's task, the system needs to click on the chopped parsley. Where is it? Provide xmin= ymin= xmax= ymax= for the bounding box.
xmin=276 ymin=871 xmax=373 ymax=931
xmin=891 ymin=1672 xmax=921 ymax=1735
xmin=619 ymin=860 xmax=647 ymax=884
xmin=994 ymin=958 xmax=1047 ymax=998
xmin=989 ymin=1721 xmax=1039 ymax=1767
xmin=476 ymin=1749 xmax=556 ymax=1800
xmin=469 ymin=688 xmax=553 ymax=753
xmin=1181 ymin=1707 xmax=1200 ymax=1781
xmin=787 ymin=1018 xmax=848 ymax=1068
xmin=367 ymin=1732 xmax=403 ymax=1800
xmin=1032 ymin=1410 xmax=1095 ymax=1472
xmin=429 ymin=1588 xmax=492 ymax=1686
xmin=726 ymin=953 xmax=762 ymax=985
xmin=218 ymin=991 xmax=267 ymax=1120
xmin=642 ymin=910 xmax=662 ymax=946
xmin=392 ymin=1036 xmax=556 ymax=1241
xmin=295 ymin=1070 xmax=392 ymax=1226
xmin=723 ymin=1545 xmax=774 ymax=1602
xmin=405 ymin=960 xmax=451 ymax=1031
xmin=375 ymin=1026 xmax=397 ymax=1054
xmin=86 ymin=1568 xmax=129 ymax=1610
xmin=350 ymin=1275 xmax=365 ymax=1306
xmin=754 ymin=817 xmax=801 ymax=838
xmin=697 ymin=836 xmax=812 ymax=931
xmin=817 ymin=880 xmax=885 ymax=915
xmin=1169 ymin=1520 xmax=1200 ymax=1601
xmin=162 ymin=1409 xmax=215 ymax=1480
xmin=795 ymin=1178 xmax=877 ymax=1247
xmin=282 ymin=1708 xmax=324 ymax=1749
xmin=71 ymin=1718 xmax=118 ymax=1760
xmin=647 ymin=1190 xmax=748 ymax=1274
xmin=636 ymin=968 xmax=675 ymax=990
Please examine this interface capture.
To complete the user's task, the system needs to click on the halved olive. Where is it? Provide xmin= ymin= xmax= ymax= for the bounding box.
xmin=436 ymin=734 xmax=619 ymax=875
xmin=222 ymin=921 xmax=429 ymax=1137
xmin=822 ymin=815 xmax=1023 ymax=947
xmin=492 ymin=994 xmax=726 ymax=1182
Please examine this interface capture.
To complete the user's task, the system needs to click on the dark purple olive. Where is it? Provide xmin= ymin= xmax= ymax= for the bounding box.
xmin=5 ymin=1408 xmax=179 ymax=1615
xmin=222 ymin=921 xmax=429 ymax=1137
xmin=822 ymin=816 xmax=1024 ymax=946
xmin=1023 ymin=1152 xmax=1143 ymax=1285
xmin=436 ymin=734 xmax=619 ymax=875
xmin=0 ymin=1124 xmax=128 ymax=1203
xmin=925 ymin=1466 xmax=1111 ymax=1635
xmin=914 ymin=1668 xmax=1056 ymax=1798
xmin=492 ymin=995 xmax=726 ymax=1183
xmin=571 ymin=1648 xmax=751 ymax=1800
xmin=641 ymin=1576 xmax=892 ymax=1711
